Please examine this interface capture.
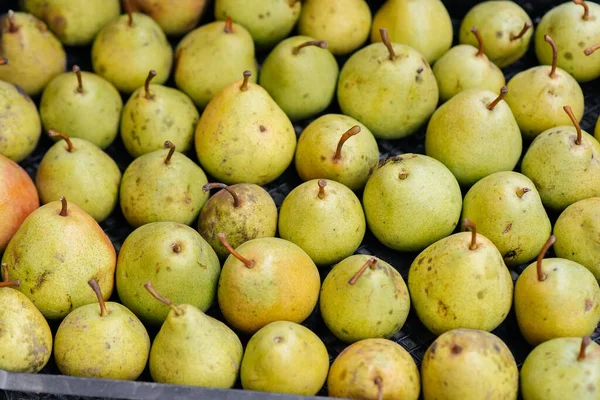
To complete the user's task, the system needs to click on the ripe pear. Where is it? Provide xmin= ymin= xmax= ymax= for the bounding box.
xmin=175 ymin=18 xmax=257 ymax=108
xmin=120 ymin=142 xmax=209 ymax=228
xmin=1 ymin=198 xmax=116 ymax=319
xmin=505 ymin=35 xmax=584 ymax=139
xmin=195 ymin=71 xmax=296 ymax=185
xmin=462 ymin=171 xmax=552 ymax=267
xmin=371 ymin=0 xmax=452 ymax=64
xmin=459 ymin=1 xmax=533 ymax=68
xmin=145 ymin=283 xmax=243 ymax=388
xmin=279 ymin=179 xmax=365 ymax=266
xmin=294 ymin=114 xmax=379 ymax=191
xmin=521 ymin=106 xmax=600 ymax=211
xmin=421 ymin=329 xmax=519 ymax=400
xmin=425 ymin=86 xmax=522 ymax=187
xmin=40 ymin=66 xmax=123 ymax=149
xmin=54 ymin=279 xmax=150 ymax=380
xmin=298 ymin=0 xmax=371 ymax=56
xmin=0 ymin=263 xmax=52 ymax=373
xmin=217 ymin=234 xmax=320 ymax=334
xmin=514 ymin=235 xmax=600 ymax=346
xmin=241 ymin=321 xmax=329 ymax=395
xmin=327 ymin=338 xmax=420 ymax=400
xmin=536 ymin=0 xmax=600 ymax=82
xmin=363 ymin=154 xmax=462 ymax=252
xmin=199 ymin=183 xmax=277 ymax=261
xmin=408 ymin=220 xmax=513 ymax=335
xmin=0 ymin=11 xmax=66 ymax=96
xmin=259 ymin=36 xmax=339 ymax=121
xmin=338 ymin=29 xmax=439 ymax=139
xmin=133 ymin=0 xmax=207 ymax=36
xmin=520 ymin=337 xmax=600 ymax=400
xmin=433 ymin=27 xmax=506 ymax=103
xmin=320 ymin=255 xmax=410 ymax=343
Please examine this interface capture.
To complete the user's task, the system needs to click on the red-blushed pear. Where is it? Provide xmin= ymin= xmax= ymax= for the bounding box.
xmin=132 ymin=0 xmax=208 ymax=36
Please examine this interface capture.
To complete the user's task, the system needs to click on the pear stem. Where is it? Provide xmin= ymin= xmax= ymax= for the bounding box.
xmin=164 ymin=141 xmax=175 ymax=164
xmin=59 ymin=196 xmax=68 ymax=217
xmin=563 ymin=105 xmax=582 ymax=145
xmin=585 ymin=44 xmax=600 ymax=56
xmin=470 ymin=27 xmax=484 ymax=57
xmin=334 ymin=125 xmax=361 ymax=162
xmin=578 ymin=337 xmax=591 ymax=360
xmin=48 ymin=130 xmax=74 ymax=152
xmin=240 ymin=70 xmax=251 ymax=91
xmin=218 ymin=233 xmax=255 ymax=268
xmin=144 ymin=70 xmax=157 ymax=100
xmin=516 ymin=187 xmax=531 ymax=198
xmin=88 ymin=279 xmax=108 ymax=317
xmin=348 ymin=258 xmax=378 ymax=285
xmin=202 ymin=183 xmax=241 ymax=208
xmin=463 ymin=219 xmax=478 ymax=250
xmin=537 ymin=235 xmax=556 ymax=282
xmin=171 ymin=243 xmax=182 ymax=253
xmin=379 ymin=28 xmax=396 ymax=61
xmin=487 ymin=86 xmax=508 ymax=111
xmin=510 ymin=22 xmax=532 ymax=41
xmin=545 ymin=35 xmax=558 ymax=79
xmin=144 ymin=282 xmax=184 ymax=316
xmin=0 ymin=58 xmax=8 ymax=65
xmin=224 ymin=16 xmax=233 ymax=33
xmin=7 ymin=10 xmax=18 ymax=33
xmin=124 ymin=0 xmax=133 ymax=27
xmin=574 ymin=0 xmax=590 ymax=20
xmin=292 ymin=40 xmax=328 ymax=55
xmin=72 ymin=65 xmax=83 ymax=93
xmin=0 ymin=263 xmax=20 ymax=288
xmin=318 ymin=179 xmax=327 ymax=199
xmin=374 ymin=376 xmax=383 ymax=400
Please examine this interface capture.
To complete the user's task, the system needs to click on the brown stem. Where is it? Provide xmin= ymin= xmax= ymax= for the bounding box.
xmin=348 ymin=258 xmax=378 ymax=285
xmin=72 ymin=65 xmax=83 ymax=93
xmin=124 ymin=0 xmax=133 ymax=27
xmin=240 ymin=70 xmax=251 ymax=91
xmin=202 ymin=183 xmax=241 ymax=208
xmin=88 ymin=279 xmax=108 ymax=317
xmin=224 ymin=16 xmax=233 ymax=33
xmin=333 ymin=125 xmax=361 ymax=161
xmin=374 ymin=376 xmax=383 ymax=400
xmin=48 ymin=130 xmax=74 ymax=153
xmin=585 ymin=44 xmax=600 ymax=56
xmin=0 ymin=263 xmax=20 ymax=288
xmin=544 ymin=35 xmax=558 ymax=79
xmin=563 ymin=105 xmax=582 ymax=145
xmin=318 ymin=179 xmax=327 ymax=199
xmin=470 ymin=27 xmax=484 ymax=57
xmin=292 ymin=40 xmax=328 ymax=55
xmin=537 ymin=235 xmax=556 ymax=282
xmin=144 ymin=282 xmax=184 ymax=316
xmin=510 ymin=22 xmax=532 ymax=41
xmin=218 ymin=233 xmax=255 ymax=268
xmin=144 ymin=70 xmax=157 ymax=99
xmin=7 ymin=10 xmax=18 ymax=33
xmin=487 ymin=86 xmax=508 ymax=111
xmin=379 ymin=28 xmax=396 ymax=61
xmin=574 ymin=0 xmax=589 ymax=20
xmin=516 ymin=187 xmax=531 ymax=198
xmin=171 ymin=243 xmax=182 ymax=253
xmin=463 ymin=219 xmax=478 ymax=250
xmin=164 ymin=141 xmax=175 ymax=164
xmin=0 ymin=58 xmax=7 ymax=65
xmin=59 ymin=196 xmax=68 ymax=217
xmin=578 ymin=337 xmax=591 ymax=361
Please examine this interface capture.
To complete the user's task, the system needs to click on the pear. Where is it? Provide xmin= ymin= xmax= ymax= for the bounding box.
xmin=320 ymin=255 xmax=410 ymax=343
xmin=278 ymin=179 xmax=366 ymax=266
xmin=199 ymin=183 xmax=278 ymax=261
xmin=298 ymin=0 xmax=371 ymax=56
xmin=459 ymin=1 xmax=533 ymax=68
xmin=505 ymin=35 xmax=585 ymax=139
xmin=40 ymin=66 xmax=123 ymax=149
xmin=1 ymin=198 xmax=116 ymax=320
xmin=175 ymin=18 xmax=257 ymax=109
xmin=371 ymin=0 xmax=452 ymax=64
xmin=217 ymin=234 xmax=320 ymax=334
xmin=145 ymin=283 xmax=243 ymax=388
xmin=294 ymin=114 xmax=379 ymax=191
xmin=0 ymin=263 xmax=52 ymax=373
xmin=241 ymin=321 xmax=329 ymax=395
xmin=597 ymin=114 xmax=600 ymax=140
xmin=327 ymin=338 xmax=420 ymax=400
xmin=425 ymin=86 xmax=522 ymax=187
xmin=520 ymin=336 xmax=600 ymax=400
xmin=214 ymin=0 xmax=301 ymax=50
xmin=521 ymin=106 xmax=600 ymax=211
xmin=20 ymin=0 xmax=120 ymax=46
xmin=121 ymin=70 xmax=199 ymax=158
xmin=120 ymin=141 xmax=209 ymax=228
xmin=133 ymin=0 xmax=207 ymax=36
xmin=421 ymin=329 xmax=519 ymax=400
xmin=259 ymin=36 xmax=339 ymax=121
xmin=54 ymin=279 xmax=150 ymax=380
xmin=536 ymin=0 xmax=600 ymax=83
xmin=195 ymin=71 xmax=297 ymax=185
xmin=514 ymin=235 xmax=600 ymax=346
xmin=408 ymin=220 xmax=513 ymax=335
xmin=433 ymin=26 xmax=506 ymax=103
xmin=362 ymin=154 xmax=462 ymax=252
xmin=0 ymin=154 xmax=39 ymax=251
xmin=0 ymin=11 xmax=66 ymax=96
xmin=554 ymin=198 xmax=600 ymax=280
xmin=338 ymin=28 xmax=439 ymax=140
xmin=462 ymin=171 xmax=552 ymax=267
xmin=35 ymin=132 xmax=121 ymax=223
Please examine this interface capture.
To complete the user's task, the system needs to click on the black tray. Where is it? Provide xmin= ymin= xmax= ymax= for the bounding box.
xmin=2 ymin=0 xmax=599 ymax=399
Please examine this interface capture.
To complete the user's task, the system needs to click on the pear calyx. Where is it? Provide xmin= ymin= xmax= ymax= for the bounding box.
xmin=0 ymin=263 xmax=20 ymax=288
xmin=463 ymin=219 xmax=479 ymax=250
xmin=563 ymin=105 xmax=582 ymax=145
xmin=164 ymin=141 xmax=175 ymax=164
xmin=374 ymin=376 xmax=384 ymax=400
xmin=398 ymin=171 xmax=409 ymax=180
xmin=317 ymin=179 xmax=327 ymax=199
xmin=585 ymin=44 xmax=600 ymax=56
xmin=144 ymin=282 xmax=184 ymax=316
xmin=49 ymin=130 xmax=75 ymax=152
xmin=536 ymin=235 xmax=556 ymax=282
xmin=578 ymin=337 xmax=592 ymax=360
xmin=516 ymin=187 xmax=531 ymax=198
xmin=171 ymin=243 xmax=182 ymax=253
xmin=224 ymin=17 xmax=233 ymax=33
xmin=202 ymin=183 xmax=242 ymax=208
xmin=144 ymin=70 xmax=157 ymax=100
xmin=72 ymin=65 xmax=84 ymax=94
xmin=545 ymin=35 xmax=559 ymax=79
xmin=348 ymin=258 xmax=378 ymax=285
xmin=6 ymin=10 xmax=18 ymax=33
xmin=293 ymin=40 xmax=328 ymax=55
xmin=509 ymin=22 xmax=533 ymax=41
xmin=88 ymin=278 xmax=108 ymax=317
xmin=0 ymin=58 xmax=8 ymax=65
xmin=218 ymin=233 xmax=255 ymax=268
xmin=379 ymin=28 xmax=396 ymax=61
xmin=574 ymin=0 xmax=590 ymax=21
xmin=59 ymin=196 xmax=68 ymax=217
xmin=470 ymin=27 xmax=485 ymax=57
xmin=240 ymin=70 xmax=252 ymax=91
xmin=487 ymin=87 xmax=508 ymax=111
xmin=334 ymin=125 xmax=361 ymax=162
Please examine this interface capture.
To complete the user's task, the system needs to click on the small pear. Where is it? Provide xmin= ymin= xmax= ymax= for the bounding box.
xmin=133 ymin=0 xmax=207 ymax=36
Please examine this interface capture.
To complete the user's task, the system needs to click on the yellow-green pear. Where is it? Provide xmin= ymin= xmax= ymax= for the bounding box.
xmin=133 ymin=0 xmax=208 ymax=36
xmin=596 ymin=114 xmax=600 ymax=140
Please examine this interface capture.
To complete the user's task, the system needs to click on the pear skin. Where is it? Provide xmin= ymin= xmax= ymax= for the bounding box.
xmin=134 ymin=0 xmax=208 ymax=36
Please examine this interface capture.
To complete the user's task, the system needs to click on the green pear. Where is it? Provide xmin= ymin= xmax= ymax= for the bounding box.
xmin=320 ymin=255 xmax=410 ymax=343
xmin=0 ymin=263 xmax=52 ymax=373
xmin=298 ymin=0 xmax=371 ymax=56
xmin=145 ymin=283 xmax=243 ymax=388
xmin=54 ymin=279 xmax=150 ymax=380
xmin=462 ymin=171 xmax=552 ymax=267
xmin=116 ymin=222 xmax=220 ymax=326
xmin=421 ymin=329 xmax=519 ymax=400
xmin=425 ymin=86 xmax=522 ymax=187
xmin=133 ymin=0 xmax=207 ymax=36
xmin=514 ymin=236 xmax=600 ymax=346
xmin=199 ymin=183 xmax=278 ymax=261
xmin=596 ymin=114 xmax=600 ymax=140
xmin=521 ymin=106 xmax=600 ymax=211
xmin=327 ymin=338 xmax=420 ymax=400
xmin=0 ymin=11 xmax=66 ymax=96
xmin=259 ymin=36 xmax=339 ymax=121
xmin=408 ymin=220 xmax=513 ymax=335
xmin=371 ymin=0 xmax=452 ymax=64
xmin=241 ymin=321 xmax=329 ymax=395
xmin=294 ymin=114 xmax=379 ymax=191
xmin=120 ymin=141 xmax=209 ymax=228
xmin=362 ymin=154 xmax=462 ymax=252
xmin=195 ymin=71 xmax=296 ymax=185
xmin=1 ymin=198 xmax=116 ymax=320
xmin=338 ymin=28 xmax=439 ymax=139
xmin=459 ymin=1 xmax=533 ymax=68
xmin=278 ymin=179 xmax=365 ymax=266
xmin=175 ymin=18 xmax=257 ymax=108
